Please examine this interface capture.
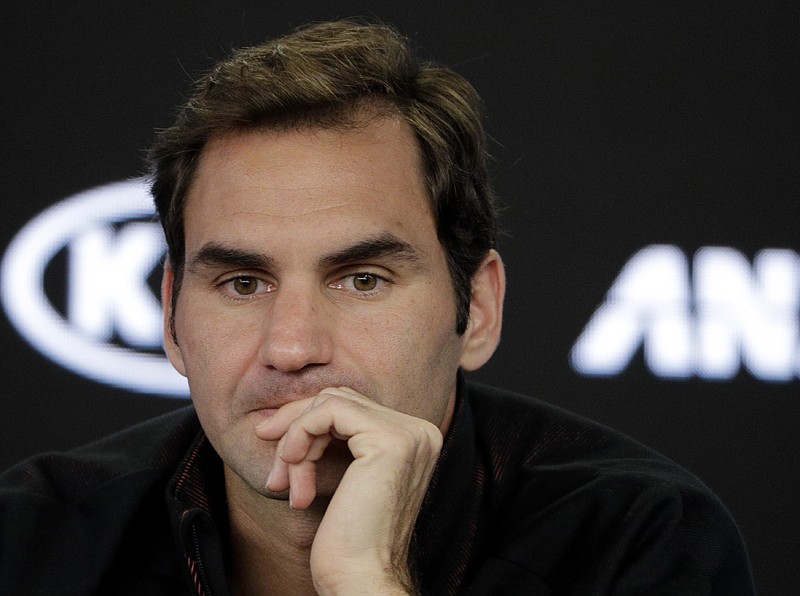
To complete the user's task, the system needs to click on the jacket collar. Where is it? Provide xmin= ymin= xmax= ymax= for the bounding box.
xmin=412 ymin=374 xmax=486 ymax=593
xmin=167 ymin=431 xmax=230 ymax=596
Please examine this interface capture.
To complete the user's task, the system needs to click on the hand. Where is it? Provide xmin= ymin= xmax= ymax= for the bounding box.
xmin=254 ymin=387 xmax=443 ymax=595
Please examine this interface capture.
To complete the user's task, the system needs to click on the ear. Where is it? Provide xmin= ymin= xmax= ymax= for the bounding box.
xmin=459 ymin=249 xmax=505 ymax=371
xmin=161 ymin=261 xmax=187 ymax=377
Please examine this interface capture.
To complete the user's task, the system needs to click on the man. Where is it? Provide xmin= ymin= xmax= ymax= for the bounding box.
xmin=0 ymin=20 xmax=753 ymax=595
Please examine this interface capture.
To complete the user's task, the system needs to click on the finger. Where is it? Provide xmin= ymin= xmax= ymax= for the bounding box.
xmin=266 ymin=446 xmax=290 ymax=492
xmin=279 ymin=421 xmax=335 ymax=463
xmin=278 ymin=394 xmax=370 ymax=441
xmin=267 ymin=422 xmax=332 ymax=497
xmin=288 ymin=459 xmax=317 ymax=510
xmin=254 ymin=396 xmax=317 ymax=440
xmin=254 ymin=387 xmax=378 ymax=440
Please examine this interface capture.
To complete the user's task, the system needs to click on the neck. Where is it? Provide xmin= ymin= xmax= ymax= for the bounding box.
xmin=225 ymin=467 xmax=328 ymax=596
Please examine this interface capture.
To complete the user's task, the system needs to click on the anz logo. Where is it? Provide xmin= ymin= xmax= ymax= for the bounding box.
xmin=571 ymin=245 xmax=800 ymax=382
xmin=1 ymin=179 xmax=189 ymax=397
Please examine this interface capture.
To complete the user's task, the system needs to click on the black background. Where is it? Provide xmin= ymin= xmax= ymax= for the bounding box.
xmin=2 ymin=2 xmax=798 ymax=593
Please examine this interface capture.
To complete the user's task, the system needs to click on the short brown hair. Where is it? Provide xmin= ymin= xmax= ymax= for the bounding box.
xmin=149 ymin=20 xmax=498 ymax=334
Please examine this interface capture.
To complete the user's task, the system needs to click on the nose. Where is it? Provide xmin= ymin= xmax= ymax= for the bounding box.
xmin=258 ymin=283 xmax=334 ymax=372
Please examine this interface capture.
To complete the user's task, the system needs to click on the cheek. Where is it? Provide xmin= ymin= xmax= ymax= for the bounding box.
xmin=179 ymin=321 xmax=255 ymax=441
xmin=174 ymin=300 xmax=261 ymax=390
xmin=358 ymin=301 xmax=462 ymax=419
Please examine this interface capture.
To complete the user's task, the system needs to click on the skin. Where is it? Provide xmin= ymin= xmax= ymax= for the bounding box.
xmin=162 ymin=115 xmax=505 ymax=595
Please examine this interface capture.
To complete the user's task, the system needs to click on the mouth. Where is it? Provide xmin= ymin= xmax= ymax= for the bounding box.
xmin=244 ymin=391 xmax=316 ymax=418
xmin=241 ymin=373 xmax=363 ymax=417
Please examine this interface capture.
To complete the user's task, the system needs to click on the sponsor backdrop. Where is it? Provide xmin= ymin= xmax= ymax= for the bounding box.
xmin=2 ymin=2 xmax=797 ymax=593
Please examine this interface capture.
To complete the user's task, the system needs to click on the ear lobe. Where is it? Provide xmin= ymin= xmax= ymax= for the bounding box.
xmin=459 ymin=249 xmax=505 ymax=371
xmin=161 ymin=262 xmax=187 ymax=377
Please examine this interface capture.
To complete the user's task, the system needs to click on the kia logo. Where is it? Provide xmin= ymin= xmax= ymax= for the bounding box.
xmin=1 ymin=179 xmax=189 ymax=396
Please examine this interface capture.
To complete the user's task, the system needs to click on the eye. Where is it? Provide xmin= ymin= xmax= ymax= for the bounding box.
xmin=330 ymin=272 xmax=388 ymax=296
xmin=232 ymin=276 xmax=258 ymax=295
xmin=220 ymin=275 xmax=275 ymax=298
xmin=352 ymin=273 xmax=378 ymax=292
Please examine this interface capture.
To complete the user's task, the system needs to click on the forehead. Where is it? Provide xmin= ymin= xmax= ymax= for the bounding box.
xmin=183 ymin=118 xmax=436 ymax=255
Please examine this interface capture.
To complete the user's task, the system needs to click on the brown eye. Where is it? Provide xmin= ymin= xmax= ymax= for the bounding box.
xmin=233 ymin=277 xmax=258 ymax=295
xmin=352 ymin=273 xmax=378 ymax=291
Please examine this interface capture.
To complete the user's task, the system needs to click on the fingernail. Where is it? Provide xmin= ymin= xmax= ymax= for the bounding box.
xmin=265 ymin=466 xmax=274 ymax=488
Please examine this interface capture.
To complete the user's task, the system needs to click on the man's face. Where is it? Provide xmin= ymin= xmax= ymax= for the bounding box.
xmin=164 ymin=117 xmax=471 ymax=499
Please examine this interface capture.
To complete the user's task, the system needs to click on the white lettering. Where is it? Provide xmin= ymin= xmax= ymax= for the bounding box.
xmin=68 ymin=222 xmax=164 ymax=348
xmin=0 ymin=179 xmax=188 ymax=396
xmin=570 ymin=245 xmax=693 ymax=377
xmin=695 ymin=248 xmax=800 ymax=381
xmin=571 ymin=245 xmax=800 ymax=382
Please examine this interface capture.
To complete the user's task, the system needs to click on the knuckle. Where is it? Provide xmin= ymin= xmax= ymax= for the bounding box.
xmin=396 ymin=419 xmax=443 ymax=454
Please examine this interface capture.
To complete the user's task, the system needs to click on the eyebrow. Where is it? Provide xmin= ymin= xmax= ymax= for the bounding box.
xmin=317 ymin=232 xmax=426 ymax=271
xmin=187 ymin=244 xmax=276 ymax=273
xmin=186 ymin=232 xmax=425 ymax=274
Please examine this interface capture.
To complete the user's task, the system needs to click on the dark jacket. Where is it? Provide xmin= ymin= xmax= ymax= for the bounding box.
xmin=0 ymin=380 xmax=754 ymax=595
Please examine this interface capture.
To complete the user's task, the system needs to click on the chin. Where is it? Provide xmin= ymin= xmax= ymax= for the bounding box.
xmin=240 ymin=438 xmax=354 ymax=504
xmin=260 ymin=487 xmax=291 ymax=501
xmin=294 ymin=440 xmax=353 ymax=504
xmin=305 ymin=439 xmax=355 ymax=501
